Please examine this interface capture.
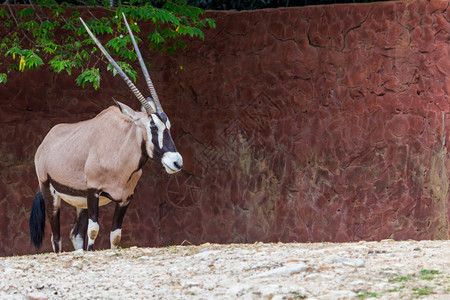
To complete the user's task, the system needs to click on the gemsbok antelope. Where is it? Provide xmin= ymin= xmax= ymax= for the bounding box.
xmin=29 ymin=14 xmax=183 ymax=253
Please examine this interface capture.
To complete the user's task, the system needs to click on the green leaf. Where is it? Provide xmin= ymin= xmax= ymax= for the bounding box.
xmin=19 ymin=20 xmax=39 ymax=32
xmin=82 ymin=38 xmax=96 ymax=46
xmin=17 ymin=7 xmax=36 ymax=19
xmin=51 ymin=6 xmax=65 ymax=17
xmin=38 ymin=0 xmax=58 ymax=9
xmin=62 ymin=22 xmax=77 ymax=31
xmin=49 ymin=56 xmax=74 ymax=75
xmin=5 ymin=46 xmax=23 ymax=60
xmin=149 ymin=30 xmax=166 ymax=44
xmin=20 ymin=50 xmax=44 ymax=70
xmin=8 ymin=63 xmax=19 ymax=72
xmin=0 ymin=73 xmax=7 ymax=84
xmin=80 ymin=18 xmax=114 ymax=36
xmin=0 ymin=8 xmax=9 ymax=19
xmin=107 ymin=61 xmax=137 ymax=82
xmin=80 ymin=50 xmax=90 ymax=60
xmin=176 ymin=25 xmax=203 ymax=39
xmin=106 ymin=35 xmax=134 ymax=53
xmin=76 ymin=68 xmax=100 ymax=90
xmin=207 ymin=18 xmax=216 ymax=29
xmin=117 ymin=48 xmax=137 ymax=61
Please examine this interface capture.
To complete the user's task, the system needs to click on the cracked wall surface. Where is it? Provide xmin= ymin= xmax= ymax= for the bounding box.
xmin=0 ymin=0 xmax=449 ymax=256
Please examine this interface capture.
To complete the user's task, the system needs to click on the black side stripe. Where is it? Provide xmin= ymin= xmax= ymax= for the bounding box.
xmin=48 ymin=176 xmax=121 ymax=203
xmin=48 ymin=175 xmax=87 ymax=198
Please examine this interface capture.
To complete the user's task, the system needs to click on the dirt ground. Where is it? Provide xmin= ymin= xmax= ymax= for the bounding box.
xmin=1 ymin=240 xmax=449 ymax=299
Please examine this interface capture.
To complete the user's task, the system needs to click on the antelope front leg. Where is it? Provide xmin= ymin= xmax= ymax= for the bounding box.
xmin=110 ymin=197 xmax=131 ymax=249
xmin=86 ymin=189 xmax=100 ymax=251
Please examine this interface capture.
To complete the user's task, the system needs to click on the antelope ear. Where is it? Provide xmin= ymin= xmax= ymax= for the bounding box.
xmin=114 ymin=98 xmax=138 ymax=121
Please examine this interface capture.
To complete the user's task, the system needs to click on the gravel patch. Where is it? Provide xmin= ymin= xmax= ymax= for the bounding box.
xmin=1 ymin=240 xmax=449 ymax=299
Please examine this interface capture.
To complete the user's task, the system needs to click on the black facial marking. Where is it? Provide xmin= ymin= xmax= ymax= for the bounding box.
xmin=159 ymin=112 xmax=168 ymax=123
xmin=149 ymin=120 xmax=158 ymax=134
xmin=148 ymin=112 xmax=178 ymax=164
xmin=149 ymin=115 xmax=163 ymax=161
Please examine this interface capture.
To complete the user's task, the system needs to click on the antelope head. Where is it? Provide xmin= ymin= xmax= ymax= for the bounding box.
xmin=80 ymin=14 xmax=183 ymax=174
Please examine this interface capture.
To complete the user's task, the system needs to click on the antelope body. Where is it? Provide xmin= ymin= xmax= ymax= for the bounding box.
xmin=29 ymin=14 xmax=182 ymax=252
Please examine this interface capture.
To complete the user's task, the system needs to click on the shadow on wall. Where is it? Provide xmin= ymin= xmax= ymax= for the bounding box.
xmin=0 ymin=0 xmax=449 ymax=256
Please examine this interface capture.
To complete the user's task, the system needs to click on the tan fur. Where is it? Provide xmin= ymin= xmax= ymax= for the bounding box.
xmin=35 ymin=105 xmax=149 ymax=203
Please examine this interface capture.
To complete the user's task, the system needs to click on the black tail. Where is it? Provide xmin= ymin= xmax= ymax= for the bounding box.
xmin=29 ymin=190 xmax=46 ymax=249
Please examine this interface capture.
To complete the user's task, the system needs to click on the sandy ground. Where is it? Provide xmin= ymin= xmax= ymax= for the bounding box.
xmin=1 ymin=240 xmax=449 ymax=299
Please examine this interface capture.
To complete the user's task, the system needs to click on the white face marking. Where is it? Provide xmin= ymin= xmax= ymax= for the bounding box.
xmin=161 ymin=152 xmax=183 ymax=174
xmin=151 ymin=114 xmax=166 ymax=149
xmin=87 ymin=219 xmax=99 ymax=247
xmin=110 ymin=228 xmax=122 ymax=249
xmin=166 ymin=119 xmax=171 ymax=130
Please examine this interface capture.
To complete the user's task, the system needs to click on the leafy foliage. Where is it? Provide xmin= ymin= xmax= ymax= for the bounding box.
xmin=0 ymin=0 xmax=215 ymax=88
xmin=186 ymin=0 xmax=390 ymax=10
xmin=107 ymin=61 xmax=137 ymax=82
xmin=75 ymin=67 xmax=100 ymax=89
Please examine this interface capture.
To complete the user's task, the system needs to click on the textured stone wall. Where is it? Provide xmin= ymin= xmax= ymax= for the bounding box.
xmin=0 ymin=0 xmax=449 ymax=256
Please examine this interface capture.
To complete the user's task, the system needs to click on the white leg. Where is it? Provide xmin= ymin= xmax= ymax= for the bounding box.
xmin=110 ymin=228 xmax=122 ymax=249
xmin=87 ymin=219 xmax=99 ymax=251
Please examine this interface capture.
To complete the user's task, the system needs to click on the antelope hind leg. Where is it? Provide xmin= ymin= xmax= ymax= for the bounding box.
xmin=45 ymin=184 xmax=62 ymax=253
xmin=70 ymin=208 xmax=88 ymax=250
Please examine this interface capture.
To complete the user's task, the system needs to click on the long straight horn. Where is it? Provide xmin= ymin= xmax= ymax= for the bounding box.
xmin=122 ymin=13 xmax=163 ymax=114
xmin=79 ymin=17 xmax=155 ymax=114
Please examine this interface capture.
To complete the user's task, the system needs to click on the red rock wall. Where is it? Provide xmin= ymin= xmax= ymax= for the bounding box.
xmin=1 ymin=0 xmax=449 ymax=256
